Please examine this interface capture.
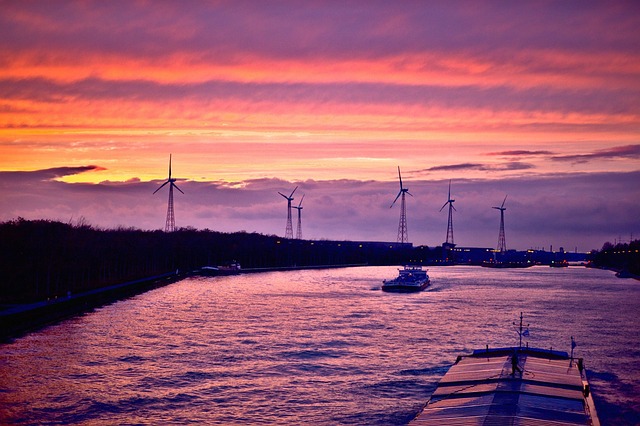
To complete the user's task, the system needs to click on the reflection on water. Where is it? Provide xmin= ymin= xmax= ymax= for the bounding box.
xmin=1 ymin=266 xmax=638 ymax=424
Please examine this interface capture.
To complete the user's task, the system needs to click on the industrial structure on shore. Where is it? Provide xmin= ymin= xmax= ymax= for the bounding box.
xmin=151 ymin=161 xmax=582 ymax=260
xmin=153 ymin=154 xmax=184 ymax=233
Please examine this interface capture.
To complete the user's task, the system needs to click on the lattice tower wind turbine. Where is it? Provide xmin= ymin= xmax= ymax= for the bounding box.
xmin=439 ymin=180 xmax=456 ymax=245
xmin=492 ymin=195 xmax=508 ymax=253
xmin=153 ymin=154 xmax=184 ymax=232
xmin=278 ymin=186 xmax=298 ymax=239
xmin=390 ymin=166 xmax=412 ymax=243
xmin=292 ymin=194 xmax=305 ymax=240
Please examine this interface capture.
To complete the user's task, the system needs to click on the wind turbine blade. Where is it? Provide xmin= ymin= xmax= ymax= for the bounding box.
xmin=278 ymin=191 xmax=288 ymax=199
xmin=298 ymin=194 xmax=305 ymax=207
xmin=397 ymin=166 xmax=403 ymax=189
xmin=406 ymin=191 xmax=413 ymax=197
xmin=153 ymin=180 xmax=169 ymax=194
xmin=173 ymin=182 xmax=184 ymax=194
xmin=501 ymin=195 xmax=508 ymax=208
xmin=289 ymin=186 xmax=298 ymax=198
xmin=448 ymin=179 xmax=451 ymax=199
xmin=390 ymin=191 xmax=402 ymax=207
xmin=440 ymin=202 xmax=448 ymax=212
xmin=452 ymin=204 xmax=457 ymax=211
xmin=168 ymin=154 xmax=172 ymax=179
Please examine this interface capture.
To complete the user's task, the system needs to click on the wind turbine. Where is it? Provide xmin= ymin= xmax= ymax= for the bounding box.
xmin=390 ymin=166 xmax=412 ymax=243
xmin=153 ymin=154 xmax=184 ymax=233
xmin=278 ymin=186 xmax=298 ymax=239
xmin=440 ymin=180 xmax=456 ymax=246
xmin=493 ymin=195 xmax=508 ymax=253
xmin=292 ymin=194 xmax=305 ymax=240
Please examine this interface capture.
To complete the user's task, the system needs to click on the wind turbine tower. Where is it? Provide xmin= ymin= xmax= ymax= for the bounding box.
xmin=390 ymin=166 xmax=412 ymax=243
xmin=153 ymin=154 xmax=184 ymax=232
xmin=278 ymin=186 xmax=298 ymax=239
xmin=292 ymin=194 xmax=305 ymax=240
xmin=493 ymin=195 xmax=508 ymax=253
xmin=440 ymin=180 xmax=456 ymax=246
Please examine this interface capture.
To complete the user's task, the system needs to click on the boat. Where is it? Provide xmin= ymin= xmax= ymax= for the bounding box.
xmin=382 ymin=265 xmax=430 ymax=292
xmin=197 ymin=261 xmax=242 ymax=276
xmin=481 ymin=261 xmax=533 ymax=268
xmin=411 ymin=314 xmax=600 ymax=425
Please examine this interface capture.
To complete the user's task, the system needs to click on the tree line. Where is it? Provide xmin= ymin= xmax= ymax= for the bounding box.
xmin=590 ymin=240 xmax=640 ymax=276
xmin=0 ymin=219 xmax=429 ymax=304
xmin=4 ymin=218 xmax=633 ymax=305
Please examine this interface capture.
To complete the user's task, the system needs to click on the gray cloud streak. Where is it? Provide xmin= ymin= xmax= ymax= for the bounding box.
xmin=551 ymin=144 xmax=640 ymax=163
xmin=424 ymin=162 xmax=535 ymax=172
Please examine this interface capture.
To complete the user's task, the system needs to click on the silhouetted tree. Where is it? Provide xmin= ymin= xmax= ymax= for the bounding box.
xmin=591 ymin=240 xmax=640 ymax=276
xmin=0 ymin=219 xmax=438 ymax=304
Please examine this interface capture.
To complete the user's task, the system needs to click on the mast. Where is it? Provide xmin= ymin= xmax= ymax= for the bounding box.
xmin=514 ymin=312 xmax=529 ymax=348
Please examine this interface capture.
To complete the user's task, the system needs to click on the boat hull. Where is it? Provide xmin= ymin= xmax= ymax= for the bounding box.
xmin=196 ymin=266 xmax=241 ymax=276
xmin=381 ymin=281 xmax=429 ymax=292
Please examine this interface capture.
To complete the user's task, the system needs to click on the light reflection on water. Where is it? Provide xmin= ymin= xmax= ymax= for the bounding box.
xmin=1 ymin=266 xmax=638 ymax=424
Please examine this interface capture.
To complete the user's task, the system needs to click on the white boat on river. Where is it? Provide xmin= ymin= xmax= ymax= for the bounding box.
xmin=382 ymin=265 xmax=430 ymax=292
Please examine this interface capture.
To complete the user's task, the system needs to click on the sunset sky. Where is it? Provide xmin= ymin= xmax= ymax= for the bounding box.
xmin=1 ymin=1 xmax=639 ymax=250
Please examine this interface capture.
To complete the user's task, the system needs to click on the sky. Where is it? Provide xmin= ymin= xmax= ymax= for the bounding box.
xmin=1 ymin=1 xmax=639 ymax=251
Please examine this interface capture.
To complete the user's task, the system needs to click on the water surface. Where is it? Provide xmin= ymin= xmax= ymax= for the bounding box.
xmin=1 ymin=266 xmax=638 ymax=424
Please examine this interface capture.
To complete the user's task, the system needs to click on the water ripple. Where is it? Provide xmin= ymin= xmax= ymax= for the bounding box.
xmin=1 ymin=266 xmax=638 ymax=425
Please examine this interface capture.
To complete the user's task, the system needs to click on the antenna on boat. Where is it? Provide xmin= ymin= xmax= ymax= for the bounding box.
xmin=570 ymin=336 xmax=576 ymax=360
xmin=513 ymin=312 xmax=530 ymax=348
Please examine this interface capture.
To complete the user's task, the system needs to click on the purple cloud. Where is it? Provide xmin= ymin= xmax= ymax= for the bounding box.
xmin=485 ymin=150 xmax=555 ymax=156
xmin=552 ymin=144 xmax=640 ymax=163
xmin=2 ymin=167 xmax=637 ymax=252
xmin=2 ymin=2 xmax=638 ymax=61
xmin=425 ymin=162 xmax=535 ymax=172
xmin=1 ymin=165 xmax=105 ymax=182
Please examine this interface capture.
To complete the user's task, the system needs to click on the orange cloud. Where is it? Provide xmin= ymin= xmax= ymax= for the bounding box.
xmin=2 ymin=50 xmax=639 ymax=92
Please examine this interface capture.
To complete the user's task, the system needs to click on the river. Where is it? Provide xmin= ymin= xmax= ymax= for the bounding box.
xmin=1 ymin=266 xmax=638 ymax=425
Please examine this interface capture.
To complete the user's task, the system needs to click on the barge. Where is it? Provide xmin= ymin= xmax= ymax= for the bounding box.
xmin=412 ymin=314 xmax=599 ymax=425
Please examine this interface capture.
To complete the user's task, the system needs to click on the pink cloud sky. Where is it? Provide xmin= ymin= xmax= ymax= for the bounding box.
xmin=0 ymin=1 xmax=638 ymax=248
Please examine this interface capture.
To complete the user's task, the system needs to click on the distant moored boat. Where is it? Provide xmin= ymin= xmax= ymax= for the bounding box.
xmin=197 ymin=261 xmax=242 ymax=276
xmin=481 ymin=261 xmax=533 ymax=269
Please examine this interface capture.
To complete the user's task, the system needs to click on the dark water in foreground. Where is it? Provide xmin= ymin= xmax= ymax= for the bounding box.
xmin=1 ymin=266 xmax=639 ymax=425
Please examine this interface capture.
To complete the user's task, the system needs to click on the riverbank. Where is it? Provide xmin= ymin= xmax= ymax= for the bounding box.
xmin=0 ymin=272 xmax=185 ymax=342
xmin=587 ymin=264 xmax=640 ymax=281
xmin=1 ymin=263 xmax=369 ymax=342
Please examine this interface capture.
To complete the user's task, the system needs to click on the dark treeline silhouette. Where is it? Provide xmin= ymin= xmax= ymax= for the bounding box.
xmin=0 ymin=218 xmax=432 ymax=304
xmin=590 ymin=240 xmax=640 ymax=276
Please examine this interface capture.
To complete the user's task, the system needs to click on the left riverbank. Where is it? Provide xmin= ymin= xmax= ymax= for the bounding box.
xmin=0 ymin=271 xmax=186 ymax=342
xmin=0 ymin=263 xmax=371 ymax=342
